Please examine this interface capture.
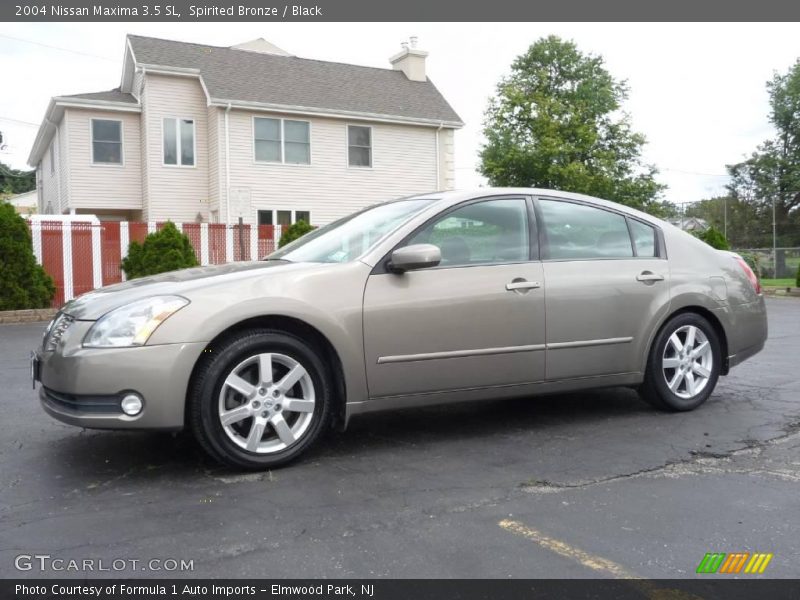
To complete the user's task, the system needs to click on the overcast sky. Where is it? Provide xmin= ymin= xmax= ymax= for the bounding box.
xmin=1 ymin=22 xmax=797 ymax=204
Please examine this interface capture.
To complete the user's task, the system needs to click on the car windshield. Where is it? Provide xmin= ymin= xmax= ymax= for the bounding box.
xmin=268 ymin=198 xmax=437 ymax=263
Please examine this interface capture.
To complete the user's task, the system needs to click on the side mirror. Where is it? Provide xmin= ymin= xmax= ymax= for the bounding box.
xmin=388 ymin=244 xmax=441 ymax=273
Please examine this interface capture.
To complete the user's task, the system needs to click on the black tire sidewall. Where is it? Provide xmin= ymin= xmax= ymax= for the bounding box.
xmin=192 ymin=330 xmax=331 ymax=469
xmin=647 ymin=313 xmax=722 ymax=411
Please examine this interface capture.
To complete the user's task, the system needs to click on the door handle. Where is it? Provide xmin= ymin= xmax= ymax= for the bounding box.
xmin=506 ymin=280 xmax=541 ymax=292
xmin=636 ymin=271 xmax=664 ymax=282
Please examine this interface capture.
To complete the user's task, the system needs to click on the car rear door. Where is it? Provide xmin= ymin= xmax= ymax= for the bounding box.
xmin=362 ymin=196 xmax=547 ymax=399
xmin=535 ymin=197 xmax=671 ymax=381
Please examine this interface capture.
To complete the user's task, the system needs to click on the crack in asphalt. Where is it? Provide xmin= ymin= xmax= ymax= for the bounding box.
xmin=519 ymin=421 xmax=800 ymax=493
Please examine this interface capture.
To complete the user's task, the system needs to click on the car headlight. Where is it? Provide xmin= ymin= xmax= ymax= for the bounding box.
xmin=83 ymin=295 xmax=189 ymax=348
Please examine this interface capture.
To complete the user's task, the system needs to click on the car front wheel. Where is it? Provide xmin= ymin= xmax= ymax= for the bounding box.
xmin=189 ymin=329 xmax=331 ymax=469
xmin=640 ymin=312 xmax=722 ymax=411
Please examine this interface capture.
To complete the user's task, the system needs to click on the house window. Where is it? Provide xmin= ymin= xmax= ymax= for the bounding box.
xmin=277 ymin=210 xmax=292 ymax=227
xmin=91 ymin=119 xmax=122 ymax=164
xmin=163 ymin=118 xmax=195 ymax=166
xmin=348 ymin=125 xmax=372 ymax=167
xmin=254 ymin=118 xmax=281 ymax=162
xmin=257 ymin=209 xmax=312 ymax=227
xmin=257 ymin=210 xmax=273 ymax=226
xmin=254 ymin=118 xmax=310 ymax=164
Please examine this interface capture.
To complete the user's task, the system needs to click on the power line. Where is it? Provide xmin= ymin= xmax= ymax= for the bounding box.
xmin=0 ymin=116 xmax=40 ymax=127
xmin=0 ymin=164 xmax=34 ymax=178
xmin=0 ymin=33 xmax=117 ymax=62
xmin=662 ymin=167 xmax=731 ymax=178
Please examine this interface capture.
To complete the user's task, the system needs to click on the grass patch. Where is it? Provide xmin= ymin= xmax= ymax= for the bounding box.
xmin=761 ymin=278 xmax=795 ymax=288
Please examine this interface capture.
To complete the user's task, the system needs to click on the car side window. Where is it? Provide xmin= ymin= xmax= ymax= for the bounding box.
xmin=539 ymin=199 xmax=633 ymax=260
xmin=628 ymin=218 xmax=658 ymax=257
xmin=406 ymin=198 xmax=530 ymax=267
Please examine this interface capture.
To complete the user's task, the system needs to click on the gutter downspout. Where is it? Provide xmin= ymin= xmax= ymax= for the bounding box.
xmin=40 ymin=117 xmax=56 ymax=213
xmin=224 ymin=103 xmax=232 ymax=224
xmin=139 ymin=66 xmax=148 ymax=220
xmin=435 ymin=121 xmax=444 ymax=190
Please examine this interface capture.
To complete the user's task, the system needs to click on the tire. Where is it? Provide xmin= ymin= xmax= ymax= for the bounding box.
xmin=189 ymin=329 xmax=332 ymax=469
xmin=640 ymin=312 xmax=722 ymax=412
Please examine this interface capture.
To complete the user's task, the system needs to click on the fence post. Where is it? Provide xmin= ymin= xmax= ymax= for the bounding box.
xmin=250 ymin=224 xmax=258 ymax=261
xmin=200 ymin=223 xmax=209 ymax=265
xmin=225 ymin=224 xmax=234 ymax=263
xmin=30 ymin=220 xmax=42 ymax=265
xmin=120 ymin=221 xmax=129 ymax=281
xmin=62 ymin=223 xmax=73 ymax=302
xmin=91 ymin=222 xmax=102 ymax=290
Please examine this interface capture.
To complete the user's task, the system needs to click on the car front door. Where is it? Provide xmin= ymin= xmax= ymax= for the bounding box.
xmin=362 ymin=196 xmax=546 ymax=399
xmin=535 ymin=197 xmax=671 ymax=381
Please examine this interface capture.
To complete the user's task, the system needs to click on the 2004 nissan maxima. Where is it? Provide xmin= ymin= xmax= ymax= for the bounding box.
xmin=32 ymin=189 xmax=768 ymax=469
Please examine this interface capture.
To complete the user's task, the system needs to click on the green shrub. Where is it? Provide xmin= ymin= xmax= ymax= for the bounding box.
xmin=739 ymin=252 xmax=762 ymax=278
xmin=121 ymin=221 xmax=199 ymax=279
xmin=0 ymin=202 xmax=55 ymax=310
xmin=692 ymin=226 xmax=730 ymax=250
xmin=796 ymin=262 xmax=799 ymax=288
xmin=278 ymin=220 xmax=315 ymax=248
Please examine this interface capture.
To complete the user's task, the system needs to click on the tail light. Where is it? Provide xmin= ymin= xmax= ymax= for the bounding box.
xmin=735 ymin=257 xmax=761 ymax=295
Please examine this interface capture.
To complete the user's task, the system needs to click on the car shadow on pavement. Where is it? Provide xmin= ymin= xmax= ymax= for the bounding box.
xmin=40 ymin=386 xmax=654 ymax=480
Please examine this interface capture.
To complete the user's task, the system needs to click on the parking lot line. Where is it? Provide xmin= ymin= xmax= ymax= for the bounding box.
xmin=499 ymin=519 xmax=639 ymax=579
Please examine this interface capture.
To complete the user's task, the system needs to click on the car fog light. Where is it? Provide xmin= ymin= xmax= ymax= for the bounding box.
xmin=120 ymin=394 xmax=143 ymax=416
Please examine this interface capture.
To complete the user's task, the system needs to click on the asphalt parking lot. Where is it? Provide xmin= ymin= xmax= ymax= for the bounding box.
xmin=0 ymin=297 xmax=798 ymax=579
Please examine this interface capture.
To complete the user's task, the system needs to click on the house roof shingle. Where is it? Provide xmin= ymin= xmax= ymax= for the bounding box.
xmin=62 ymin=88 xmax=138 ymax=104
xmin=127 ymin=35 xmax=462 ymax=125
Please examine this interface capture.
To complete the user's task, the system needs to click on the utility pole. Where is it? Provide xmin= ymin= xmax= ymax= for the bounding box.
xmin=772 ymin=196 xmax=777 ymax=279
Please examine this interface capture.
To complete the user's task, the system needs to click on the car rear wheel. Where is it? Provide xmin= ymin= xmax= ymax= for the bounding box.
xmin=189 ymin=329 xmax=331 ymax=469
xmin=640 ymin=312 xmax=722 ymax=411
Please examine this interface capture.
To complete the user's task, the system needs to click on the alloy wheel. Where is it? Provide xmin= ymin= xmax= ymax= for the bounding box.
xmin=218 ymin=352 xmax=315 ymax=454
xmin=661 ymin=324 xmax=713 ymax=400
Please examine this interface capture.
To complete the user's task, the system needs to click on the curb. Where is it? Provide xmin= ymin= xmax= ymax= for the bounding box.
xmin=0 ymin=308 xmax=57 ymax=324
xmin=762 ymin=288 xmax=800 ymax=298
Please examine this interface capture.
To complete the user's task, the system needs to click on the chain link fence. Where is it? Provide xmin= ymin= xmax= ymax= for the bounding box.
xmin=674 ymin=195 xmax=799 ymax=280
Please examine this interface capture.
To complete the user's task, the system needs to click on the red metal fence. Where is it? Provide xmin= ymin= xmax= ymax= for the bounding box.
xmin=28 ymin=220 xmax=282 ymax=307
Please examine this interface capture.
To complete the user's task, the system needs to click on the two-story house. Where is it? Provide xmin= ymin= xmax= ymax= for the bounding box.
xmin=27 ymin=35 xmax=463 ymax=227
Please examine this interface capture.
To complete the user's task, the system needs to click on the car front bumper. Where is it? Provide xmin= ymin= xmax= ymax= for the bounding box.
xmin=36 ymin=319 xmax=206 ymax=430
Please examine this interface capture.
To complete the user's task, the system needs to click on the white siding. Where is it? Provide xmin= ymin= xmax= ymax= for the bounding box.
xmin=64 ymin=108 xmax=142 ymax=211
xmin=142 ymin=73 xmax=208 ymax=222
xmin=39 ymin=138 xmax=60 ymax=214
xmin=226 ymin=109 xmax=442 ymax=225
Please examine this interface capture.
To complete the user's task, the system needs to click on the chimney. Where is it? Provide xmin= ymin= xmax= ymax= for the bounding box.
xmin=389 ymin=37 xmax=428 ymax=82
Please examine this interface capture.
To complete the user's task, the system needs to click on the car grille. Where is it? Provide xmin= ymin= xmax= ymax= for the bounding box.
xmin=43 ymin=313 xmax=74 ymax=352
xmin=42 ymin=387 xmax=122 ymax=415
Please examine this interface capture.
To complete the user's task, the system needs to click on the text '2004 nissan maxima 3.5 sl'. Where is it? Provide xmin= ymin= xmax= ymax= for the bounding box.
xmin=33 ymin=189 xmax=767 ymax=469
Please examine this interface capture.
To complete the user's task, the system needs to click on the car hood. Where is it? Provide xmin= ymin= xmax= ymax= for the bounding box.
xmin=62 ymin=260 xmax=308 ymax=320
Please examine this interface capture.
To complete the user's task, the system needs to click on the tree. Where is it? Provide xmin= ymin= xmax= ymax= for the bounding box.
xmin=692 ymin=226 xmax=730 ymax=250
xmin=0 ymin=161 xmax=36 ymax=195
xmin=121 ymin=222 xmax=199 ymax=279
xmin=683 ymin=196 xmax=768 ymax=248
xmin=278 ymin=220 xmax=315 ymax=248
xmin=479 ymin=36 xmax=666 ymax=214
xmin=727 ymin=59 xmax=800 ymax=248
xmin=0 ymin=201 xmax=55 ymax=310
